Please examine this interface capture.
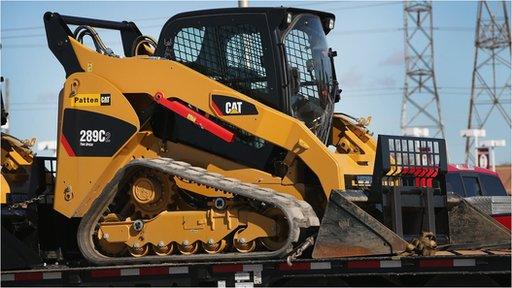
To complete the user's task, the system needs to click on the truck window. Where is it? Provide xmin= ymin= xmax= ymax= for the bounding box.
xmin=446 ymin=173 xmax=465 ymax=196
xmin=462 ymin=176 xmax=482 ymax=197
xmin=479 ymin=174 xmax=507 ymax=196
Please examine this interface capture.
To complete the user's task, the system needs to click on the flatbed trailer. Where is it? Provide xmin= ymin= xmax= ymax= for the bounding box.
xmin=2 ymin=251 xmax=510 ymax=287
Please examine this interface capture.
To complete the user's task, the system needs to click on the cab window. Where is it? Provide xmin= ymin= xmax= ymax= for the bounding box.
xmin=462 ymin=176 xmax=482 ymax=197
xmin=446 ymin=173 xmax=465 ymax=196
xmin=166 ymin=24 xmax=269 ymax=102
xmin=479 ymin=174 xmax=507 ymax=196
xmin=173 ymin=27 xmax=205 ymax=62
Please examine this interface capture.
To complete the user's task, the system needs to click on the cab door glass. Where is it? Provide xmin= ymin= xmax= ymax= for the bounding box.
xmin=462 ymin=176 xmax=482 ymax=197
xmin=224 ymin=28 xmax=268 ymax=98
xmin=283 ymin=14 xmax=335 ymax=143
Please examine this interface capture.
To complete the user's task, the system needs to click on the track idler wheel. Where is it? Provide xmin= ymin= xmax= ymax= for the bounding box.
xmin=259 ymin=208 xmax=289 ymax=251
xmin=128 ymin=244 xmax=150 ymax=257
xmin=154 ymin=242 xmax=175 ymax=256
xmin=177 ymin=241 xmax=199 ymax=255
xmin=233 ymin=229 xmax=256 ymax=253
xmin=202 ymin=239 xmax=227 ymax=254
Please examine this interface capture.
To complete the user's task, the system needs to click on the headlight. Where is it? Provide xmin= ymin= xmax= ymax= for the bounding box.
xmin=286 ymin=12 xmax=293 ymax=24
xmin=328 ymin=18 xmax=335 ymax=29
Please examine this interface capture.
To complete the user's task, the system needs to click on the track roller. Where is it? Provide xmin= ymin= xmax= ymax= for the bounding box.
xmin=154 ymin=242 xmax=175 ymax=256
xmin=233 ymin=229 xmax=256 ymax=253
xmin=202 ymin=239 xmax=227 ymax=254
xmin=129 ymin=244 xmax=150 ymax=257
xmin=177 ymin=241 xmax=199 ymax=255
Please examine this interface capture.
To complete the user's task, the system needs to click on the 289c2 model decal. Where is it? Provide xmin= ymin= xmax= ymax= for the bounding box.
xmin=79 ymin=129 xmax=111 ymax=147
xmin=211 ymin=95 xmax=258 ymax=116
xmin=61 ymin=109 xmax=136 ymax=157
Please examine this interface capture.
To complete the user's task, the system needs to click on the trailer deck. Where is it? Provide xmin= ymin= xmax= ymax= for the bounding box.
xmin=2 ymin=250 xmax=510 ymax=287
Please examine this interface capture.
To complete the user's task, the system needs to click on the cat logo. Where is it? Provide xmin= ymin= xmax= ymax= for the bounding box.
xmin=225 ymin=101 xmax=243 ymax=115
xmin=100 ymin=94 xmax=111 ymax=106
xmin=211 ymin=95 xmax=258 ymax=116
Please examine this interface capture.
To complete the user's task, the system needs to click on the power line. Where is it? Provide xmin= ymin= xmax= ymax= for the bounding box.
xmin=10 ymin=107 xmax=57 ymax=112
xmin=10 ymin=102 xmax=57 ymax=105
xmin=3 ymin=25 xmax=473 ymax=42
xmin=345 ymin=91 xmax=472 ymax=96
xmin=335 ymin=2 xmax=401 ymax=10
xmin=0 ymin=44 xmax=47 ymax=49
xmin=1 ymin=25 xmax=43 ymax=32
xmin=1 ymin=41 xmax=123 ymax=49
xmin=291 ymin=1 xmax=334 ymax=8
xmin=2 ymin=24 xmax=163 ymax=39
xmin=294 ymin=1 xmax=402 ymax=11
xmin=437 ymin=26 xmax=474 ymax=31
xmin=343 ymin=86 xmax=402 ymax=91
xmin=3 ymin=33 xmax=48 ymax=40
xmin=1 ymin=14 xmax=169 ymax=33
xmin=333 ymin=28 xmax=400 ymax=35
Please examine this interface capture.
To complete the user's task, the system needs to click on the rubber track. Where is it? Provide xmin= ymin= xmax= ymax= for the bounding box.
xmin=78 ymin=157 xmax=320 ymax=265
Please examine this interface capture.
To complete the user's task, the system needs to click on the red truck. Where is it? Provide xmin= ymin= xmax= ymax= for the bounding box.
xmin=447 ymin=164 xmax=511 ymax=229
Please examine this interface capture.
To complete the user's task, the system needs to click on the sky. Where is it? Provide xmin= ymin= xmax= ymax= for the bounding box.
xmin=1 ymin=0 xmax=511 ymax=164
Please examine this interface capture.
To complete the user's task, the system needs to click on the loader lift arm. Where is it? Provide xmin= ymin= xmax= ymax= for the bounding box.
xmin=44 ymin=12 xmax=143 ymax=76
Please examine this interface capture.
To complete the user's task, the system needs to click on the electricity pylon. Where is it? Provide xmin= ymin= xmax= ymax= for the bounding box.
xmin=465 ymin=1 xmax=511 ymax=164
xmin=402 ymin=1 xmax=445 ymax=138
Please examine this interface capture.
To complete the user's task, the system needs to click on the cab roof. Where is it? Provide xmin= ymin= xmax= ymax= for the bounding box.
xmin=167 ymin=7 xmax=336 ymax=34
xmin=448 ymin=164 xmax=498 ymax=176
xmin=170 ymin=7 xmax=334 ymax=20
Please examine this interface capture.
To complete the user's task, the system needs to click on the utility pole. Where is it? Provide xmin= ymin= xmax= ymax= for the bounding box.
xmin=402 ymin=1 xmax=445 ymax=138
xmin=464 ymin=1 xmax=511 ymax=165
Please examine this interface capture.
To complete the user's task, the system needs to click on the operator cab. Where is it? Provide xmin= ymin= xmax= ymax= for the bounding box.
xmin=155 ymin=7 xmax=339 ymax=143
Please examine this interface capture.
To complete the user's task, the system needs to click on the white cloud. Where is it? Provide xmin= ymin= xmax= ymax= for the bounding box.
xmin=380 ymin=50 xmax=404 ymax=66
xmin=340 ymin=67 xmax=364 ymax=87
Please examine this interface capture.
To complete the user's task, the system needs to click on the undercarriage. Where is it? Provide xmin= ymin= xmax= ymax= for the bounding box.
xmin=78 ymin=158 xmax=319 ymax=265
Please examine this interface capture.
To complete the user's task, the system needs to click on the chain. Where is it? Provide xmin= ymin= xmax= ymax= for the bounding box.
xmin=8 ymin=194 xmax=48 ymax=210
xmin=286 ymin=236 xmax=315 ymax=266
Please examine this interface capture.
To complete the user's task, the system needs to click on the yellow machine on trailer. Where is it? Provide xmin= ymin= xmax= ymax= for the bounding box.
xmin=1 ymin=7 xmax=509 ymax=268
